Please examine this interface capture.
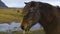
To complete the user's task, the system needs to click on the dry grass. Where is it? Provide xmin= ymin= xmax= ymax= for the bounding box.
xmin=0 ymin=29 xmax=45 ymax=34
xmin=0 ymin=8 xmax=23 ymax=23
xmin=13 ymin=30 xmax=45 ymax=34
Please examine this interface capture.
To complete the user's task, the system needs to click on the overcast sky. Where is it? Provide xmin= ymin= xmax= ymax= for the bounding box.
xmin=1 ymin=0 xmax=60 ymax=8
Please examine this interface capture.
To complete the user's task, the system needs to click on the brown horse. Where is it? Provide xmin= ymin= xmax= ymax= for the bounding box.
xmin=21 ymin=1 xmax=60 ymax=34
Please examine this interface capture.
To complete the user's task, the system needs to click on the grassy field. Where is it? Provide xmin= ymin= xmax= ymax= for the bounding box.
xmin=0 ymin=8 xmax=23 ymax=23
xmin=0 ymin=29 xmax=45 ymax=34
xmin=13 ymin=30 xmax=45 ymax=34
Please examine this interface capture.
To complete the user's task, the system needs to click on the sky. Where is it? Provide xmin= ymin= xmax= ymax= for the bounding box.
xmin=1 ymin=0 xmax=60 ymax=8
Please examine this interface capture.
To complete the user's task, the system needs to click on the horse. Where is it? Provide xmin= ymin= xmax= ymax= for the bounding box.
xmin=21 ymin=1 xmax=60 ymax=34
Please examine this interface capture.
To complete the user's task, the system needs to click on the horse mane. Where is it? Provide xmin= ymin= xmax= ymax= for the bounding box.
xmin=28 ymin=1 xmax=54 ymax=11
xmin=28 ymin=1 xmax=53 ymax=7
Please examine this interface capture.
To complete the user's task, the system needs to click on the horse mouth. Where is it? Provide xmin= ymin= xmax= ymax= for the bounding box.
xmin=24 ymin=27 xmax=30 ymax=32
xmin=21 ymin=25 xmax=30 ymax=32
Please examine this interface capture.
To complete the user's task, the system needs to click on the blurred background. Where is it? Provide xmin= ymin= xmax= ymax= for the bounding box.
xmin=0 ymin=0 xmax=60 ymax=34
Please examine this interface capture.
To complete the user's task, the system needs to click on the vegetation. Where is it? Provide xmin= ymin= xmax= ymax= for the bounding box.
xmin=0 ymin=8 xmax=23 ymax=23
xmin=0 ymin=29 xmax=45 ymax=34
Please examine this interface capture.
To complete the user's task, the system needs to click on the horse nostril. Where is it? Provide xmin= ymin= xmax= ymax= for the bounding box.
xmin=21 ymin=26 xmax=24 ymax=30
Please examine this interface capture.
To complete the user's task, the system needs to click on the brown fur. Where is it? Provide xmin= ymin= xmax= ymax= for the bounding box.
xmin=21 ymin=1 xmax=60 ymax=34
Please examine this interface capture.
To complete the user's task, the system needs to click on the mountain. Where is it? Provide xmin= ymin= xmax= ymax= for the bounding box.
xmin=0 ymin=0 xmax=8 ymax=8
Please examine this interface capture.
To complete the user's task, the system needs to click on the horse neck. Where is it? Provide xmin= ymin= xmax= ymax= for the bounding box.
xmin=39 ymin=7 xmax=60 ymax=34
xmin=39 ymin=17 xmax=58 ymax=34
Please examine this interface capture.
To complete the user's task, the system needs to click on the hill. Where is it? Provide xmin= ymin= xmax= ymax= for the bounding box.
xmin=0 ymin=0 xmax=7 ymax=8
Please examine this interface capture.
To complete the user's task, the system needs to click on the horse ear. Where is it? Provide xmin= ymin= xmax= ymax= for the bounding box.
xmin=24 ymin=2 xmax=28 ymax=4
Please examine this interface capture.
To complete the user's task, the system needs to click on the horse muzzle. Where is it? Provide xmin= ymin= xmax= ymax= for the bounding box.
xmin=21 ymin=25 xmax=30 ymax=32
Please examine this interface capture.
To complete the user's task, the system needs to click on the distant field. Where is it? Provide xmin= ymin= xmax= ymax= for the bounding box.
xmin=0 ymin=8 xmax=23 ymax=23
xmin=0 ymin=29 xmax=45 ymax=34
